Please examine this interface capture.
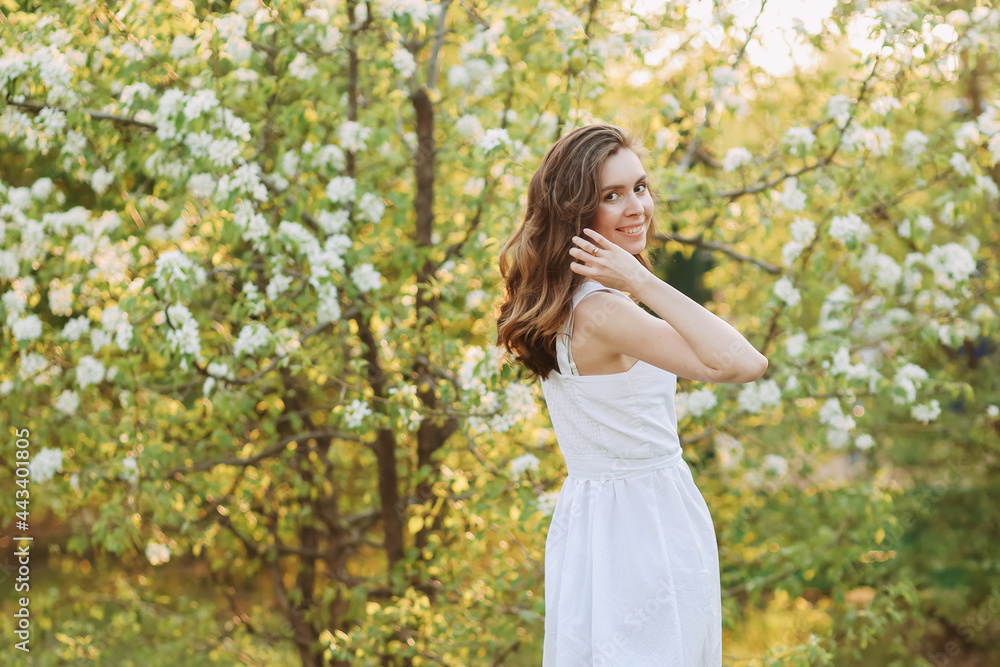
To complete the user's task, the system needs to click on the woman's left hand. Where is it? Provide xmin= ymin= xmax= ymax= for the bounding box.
xmin=568 ymin=228 xmax=652 ymax=293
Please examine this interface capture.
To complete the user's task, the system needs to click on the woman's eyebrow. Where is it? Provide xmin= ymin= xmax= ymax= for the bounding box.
xmin=601 ymin=173 xmax=648 ymax=192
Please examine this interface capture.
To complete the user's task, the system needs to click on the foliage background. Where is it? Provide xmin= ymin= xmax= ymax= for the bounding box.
xmin=1 ymin=0 xmax=999 ymax=665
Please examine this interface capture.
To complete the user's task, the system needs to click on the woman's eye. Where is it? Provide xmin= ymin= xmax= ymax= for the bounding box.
xmin=605 ymin=183 xmax=648 ymax=201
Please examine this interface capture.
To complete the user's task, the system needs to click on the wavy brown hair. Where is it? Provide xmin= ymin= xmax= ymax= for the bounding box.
xmin=495 ymin=123 xmax=660 ymax=380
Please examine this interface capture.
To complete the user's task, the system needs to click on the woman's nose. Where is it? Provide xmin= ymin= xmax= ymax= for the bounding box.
xmin=624 ymin=191 xmax=644 ymax=215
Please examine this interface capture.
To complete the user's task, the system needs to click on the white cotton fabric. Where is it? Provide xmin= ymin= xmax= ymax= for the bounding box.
xmin=538 ymin=280 xmax=723 ymax=666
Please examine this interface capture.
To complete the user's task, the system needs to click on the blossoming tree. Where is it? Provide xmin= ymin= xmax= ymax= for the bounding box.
xmin=1 ymin=0 xmax=999 ymax=665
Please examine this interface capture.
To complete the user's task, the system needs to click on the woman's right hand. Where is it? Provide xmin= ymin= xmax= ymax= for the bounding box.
xmin=568 ymin=228 xmax=653 ymax=294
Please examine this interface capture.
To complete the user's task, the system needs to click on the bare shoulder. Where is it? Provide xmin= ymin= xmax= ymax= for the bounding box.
xmin=572 ymin=289 xmax=638 ymax=332
xmin=570 ymin=290 xmax=640 ymax=373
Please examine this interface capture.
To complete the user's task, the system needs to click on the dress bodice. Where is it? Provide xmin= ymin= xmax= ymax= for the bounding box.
xmin=539 ymin=280 xmax=683 ymax=479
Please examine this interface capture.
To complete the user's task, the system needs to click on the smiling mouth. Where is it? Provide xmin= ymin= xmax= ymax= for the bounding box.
xmin=617 ymin=223 xmax=645 ymax=234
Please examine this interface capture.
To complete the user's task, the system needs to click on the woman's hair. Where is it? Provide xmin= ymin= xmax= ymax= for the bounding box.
xmin=495 ymin=123 xmax=659 ymax=380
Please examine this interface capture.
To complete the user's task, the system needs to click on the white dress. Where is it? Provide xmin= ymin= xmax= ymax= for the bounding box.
xmin=538 ymin=280 xmax=723 ymax=666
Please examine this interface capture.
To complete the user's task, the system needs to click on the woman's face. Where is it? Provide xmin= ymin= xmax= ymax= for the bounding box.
xmin=589 ymin=148 xmax=653 ymax=255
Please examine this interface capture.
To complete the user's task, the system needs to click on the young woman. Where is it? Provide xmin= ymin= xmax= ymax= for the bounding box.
xmin=496 ymin=123 xmax=767 ymax=665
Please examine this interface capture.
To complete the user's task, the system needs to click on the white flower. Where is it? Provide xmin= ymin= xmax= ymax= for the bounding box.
xmin=825 ymin=94 xmax=853 ymax=128
xmin=858 ymin=244 xmax=902 ymax=289
xmin=863 ymin=126 xmax=893 ymax=157
xmin=326 ymin=176 xmax=356 ymax=204
xmin=0 ymin=249 xmax=18 ymax=280
xmin=870 ymin=96 xmax=901 ymax=116
xmin=915 ymin=215 xmax=934 ymax=234
xmin=949 ymin=152 xmax=974 ymax=177
xmin=343 ymin=398 xmax=372 ymax=428
xmin=465 ymin=289 xmax=488 ymax=310
xmin=30 ymin=177 xmax=54 ymax=201
xmin=924 ymin=242 xmax=977 ymax=289
xmin=145 ymin=541 xmax=171 ymax=566
xmin=988 ymin=134 xmax=1000 ymax=166
xmin=319 ymin=26 xmax=342 ymax=51
xmin=737 ymin=379 xmax=782 ymax=413
xmin=675 ymin=387 xmax=717 ymax=419
xmin=12 ymin=315 xmax=42 ymax=341
xmin=170 ymin=34 xmax=195 ymax=59
xmin=897 ymin=219 xmax=911 ymax=238
xmin=496 ymin=382 xmax=537 ymax=432
xmin=789 ymin=216 xmax=817 ymax=244
xmin=315 ymin=282 xmax=341 ymax=324
xmin=91 ymin=167 xmax=114 ymax=194
xmin=892 ymin=362 xmax=928 ymax=405
xmin=61 ymin=316 xmax=90 ymax=342
xmin=164 ymin=304 xmax=201 ymax=357
xmin=152 ymin=249 xmax=207 ymax=295
xmin=784 ymin=332 xmax=808 ymax=359
xmin=186 ymin=173 xmax=216 ymax=198
xmin=121 ymin=455 xmax=139 ymax=482
xmin=975 ymin=175 xmax=1000 ymax=200
xmin=773 ymin=277 xmax=801 ymax=307
xmin=455 ymin=114 xmax=483 ymax=139
xmin=392 ymin=47 xmax=417 ymax=79
xmin=182 ymin=89 xmax=219 ymax=120
xmin=447 ymin=64 xmax=470 ymax=88
xmin=337 ymin=121 xmax=371 ymax=152
xmin=478 ymin=128 xmax=510 ymax=153
xmin=535 ymin=489 xmax=560 ymax=515
xmin=37 ymin=107 xmax=67 ymax=134
xmin=312 ymin=143 xmax=346 ymax=171
xmin=352 ymin=263 xmax=382 ymax=293
xmin=828 ymin=212 xmax=872 ymax=245
xmin=509 ymin=452 xmax=540 ymax=478
xmin=233 ymin=322 xmax=271 ymax=358
xmin=722 ymin=147 xmax=752 ymax=172
xmin=711 ymin=65 xmax=737 ymax=88
xmin=28 ymin=447 xmax=63 ymax=482
xmin=818 ymin=398 xmax=854 ymax=430
xmin=953 ymin=121 xmax=980 ymax=150
xmin=779 ymin=178 xmax=806 ymax=211
xmin=911 ymin=399 xmax=941 ymax=424
xmin=75 ymin=355 xmax=106 ymax=389
xmin=55 ymin=390 xmax=80 ymax=416
xmin=781 ymin=241 xmax=803 ymax=267
xmin=277 ymin=220 xmax=317 ymax=255
xmin=317 ymin=209 xmax=350 ymax=235
xmin=763 ymin=454 xmax=788 ymax=476
xmin=48 ymin=281 xmax=73 ymax=316
xmin=819 ymin=399 xmax=855 ymax=448
xmin=854 ymin=433 xmax=875 ymax=450
xmin=289 ymin=52 xmax=318 ymax=80
xmin=654 ymin=127 xmax=679 ymax=152
xmin=986 ymin=405 xmax=999 ymax=418
xmin=902 ymin=129 xmax=928 ymax=165
xmin=17 ymin=352 xmax=46 ymax=382
xmin=379 ymin=0 xmax=435 ymax=22
xmin=714 ymin=432 xmax=743 ymax=470
xmin=265 ymin=271 xmax=293 ymax=301
xmin=357 ymin=193 xmax=385 ymax=223
xmin=783 ymin=127 xmax=815 ymax=154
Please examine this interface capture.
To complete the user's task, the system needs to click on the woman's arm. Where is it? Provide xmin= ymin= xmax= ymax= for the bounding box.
xmin=632 ymin=273 xmax=768 ymax=382
xmin=569 ymin=228 xmax=768 ymax=384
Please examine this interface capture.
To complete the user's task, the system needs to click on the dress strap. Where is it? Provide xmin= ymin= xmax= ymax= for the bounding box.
xmin=556 ymin=281 xmax=629 ymax=376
